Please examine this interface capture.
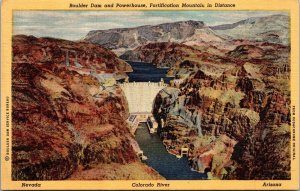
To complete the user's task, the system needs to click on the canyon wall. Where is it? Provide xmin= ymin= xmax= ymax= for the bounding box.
xmin=12 ymin=35 xmax=163 ymax=180
xmin=153 ymin=42 xmax=290 ymax=179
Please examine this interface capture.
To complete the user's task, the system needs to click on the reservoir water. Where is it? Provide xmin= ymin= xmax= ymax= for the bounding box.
xmin=135 ymin=123 xmax=207 ymax=180
xmin=126 ymin=61 xmax=173 ymax=83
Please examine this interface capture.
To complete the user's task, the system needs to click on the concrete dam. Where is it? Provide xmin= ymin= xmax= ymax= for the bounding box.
xmin=119 ymin=81 xmax=167 ymax=135
xmin=119 ymin=81 xmax=167 ymax=114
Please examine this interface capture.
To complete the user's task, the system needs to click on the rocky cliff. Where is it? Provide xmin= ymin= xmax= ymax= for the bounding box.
xmin=13 ymin=35 xmax=132 ymax=75
xmin=120 ymin=42 xmax=203 ymax=68
xmin=152 ymin=41 xmax=290 ymax=179
xmin=12 ymin=35 xmax=163 ymax=180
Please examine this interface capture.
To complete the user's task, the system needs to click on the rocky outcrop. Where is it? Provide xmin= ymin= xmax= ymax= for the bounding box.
xmin=12 ymin=35 xmax=163 ymax=180
xmin=13 ymin=35 xmax=132 ymax=74
xmin=153 ymin=58 xmax=290 ymax=179
xmin=120 ymin=42 xmax=198 ymax=68
xmin=227 ymin=45 xmax=264 ymax=60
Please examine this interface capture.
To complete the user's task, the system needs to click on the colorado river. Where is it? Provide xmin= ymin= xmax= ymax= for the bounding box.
xmin=135 ymin=123 xmax=207 ymax=180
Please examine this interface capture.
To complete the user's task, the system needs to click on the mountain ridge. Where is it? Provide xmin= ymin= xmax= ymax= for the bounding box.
xmin=84 ymin=20 xmax=223 ymax=55
xmin=210 ymin=14 xmax=287 ymax=30
xmin=84 ymin=14 xmax=289 ymax=55
xmin=211 ymin=14 xmax=289 ymax=44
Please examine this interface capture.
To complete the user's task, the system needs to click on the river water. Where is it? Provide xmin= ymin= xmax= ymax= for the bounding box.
xmin=135 ymin=123 xmax=207 ymax=180
xmin=124 ymin=61 xmax=206 ymax=179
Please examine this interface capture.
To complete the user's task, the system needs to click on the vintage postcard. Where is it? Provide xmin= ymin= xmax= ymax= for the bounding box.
xmin=1 ymin=0 xmax=299 ymax=190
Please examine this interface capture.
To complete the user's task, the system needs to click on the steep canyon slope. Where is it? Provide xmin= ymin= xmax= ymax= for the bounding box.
xmin=12 ymin=35 xmax=163 ymax=180
xmin=152 ymin=42 xmax=290 ymax=179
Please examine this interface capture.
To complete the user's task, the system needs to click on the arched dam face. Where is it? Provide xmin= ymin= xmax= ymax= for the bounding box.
xmin=120 ymin=61 xmax=206 ymax=180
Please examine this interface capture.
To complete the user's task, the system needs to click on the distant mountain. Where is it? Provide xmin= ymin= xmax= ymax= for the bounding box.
xmin=84 ymin=20 xmax=224 ymax=55
xmin=211 ymin=14 xmax=289 ymax=45
xmin=84 ymin=14 xmax=289 ymax=55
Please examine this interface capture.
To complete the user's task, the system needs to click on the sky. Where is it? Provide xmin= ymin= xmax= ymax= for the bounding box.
xmin=13 ymin=11 xmax=288 ymax=41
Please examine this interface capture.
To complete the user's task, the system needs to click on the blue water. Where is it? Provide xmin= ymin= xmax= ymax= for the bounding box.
xmin=126 ymin=61 xmax=173 ymax=83
xmin=135 ymin=123 xmax=207 ymax=180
